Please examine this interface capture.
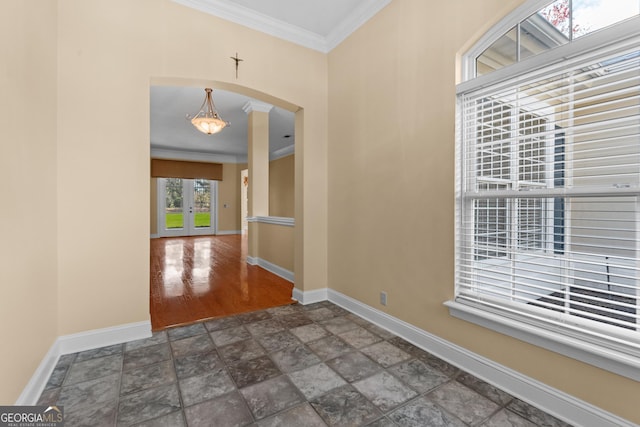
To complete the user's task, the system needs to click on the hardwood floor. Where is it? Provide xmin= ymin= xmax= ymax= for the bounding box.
xmin=150 ymin=234 xmax=294 ymax=331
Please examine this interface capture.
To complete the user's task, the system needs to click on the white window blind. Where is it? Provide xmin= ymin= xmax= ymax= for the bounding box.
xmin=455 ymin=37 xmax=640 ymax=350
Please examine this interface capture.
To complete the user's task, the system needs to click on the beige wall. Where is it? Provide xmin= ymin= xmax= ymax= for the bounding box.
xmin=269 ymin=154 xmax=295 ymax=218
xmin=5 ymin=0 xmax=637 ymax=420
xmin=0 ymin=1 xmax=59 ymax=403
xmin=55 ymin=0 xmax=326 ymax=336
xmin=217 ymin=163 xmax=242 ymax=233
xmin=257 ymin=223 xmax=294 ymax=272
xmin=327 ymin=0 xmax=639 ymax=423
xmin=0 ymin=0 xmax=328 ymax=403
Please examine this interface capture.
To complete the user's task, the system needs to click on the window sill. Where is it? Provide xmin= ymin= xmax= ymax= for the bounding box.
xmin=444 ymin=300 xmax=640 ymax=382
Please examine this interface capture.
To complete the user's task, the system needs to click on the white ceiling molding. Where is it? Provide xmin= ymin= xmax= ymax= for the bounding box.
xmin=151 ymin=145 xmax=294 ymax=164
xmin=242 ymin=100 xmax=274 ymax=114
xmin=172 ymin=0 xmax=392 ymax=53
xmin=324 ymin=0 xmax=392 ymax=51
xmin=150 ymin=147 xmax=246 ymax=164
xmin=270 ymin=144 xmax=294 ymax=161
xmin=173 ymin=0 xmax=327 ymax=51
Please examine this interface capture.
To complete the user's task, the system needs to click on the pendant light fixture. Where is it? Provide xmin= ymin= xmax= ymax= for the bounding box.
xmin=189 ymin=88 xmax=227 ymax=135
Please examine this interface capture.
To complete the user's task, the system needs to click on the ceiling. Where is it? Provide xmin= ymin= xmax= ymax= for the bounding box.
xmin=151 ymin=86 xmax=295 ymax=163
xmin=173 ymin=0 xmax=392 ymax=52
xmin=151 ymin=0 xmax=391 ymax=162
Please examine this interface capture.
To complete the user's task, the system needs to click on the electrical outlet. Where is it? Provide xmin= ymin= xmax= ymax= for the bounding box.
xmin=380 ymin=291 xmax=387 ymax=306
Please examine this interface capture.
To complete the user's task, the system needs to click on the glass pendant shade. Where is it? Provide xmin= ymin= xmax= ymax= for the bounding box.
xmin=191 ymin=88 xmax=227 ymax=135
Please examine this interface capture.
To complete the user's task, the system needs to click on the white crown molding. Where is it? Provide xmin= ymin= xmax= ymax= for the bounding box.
xmin=172 ymin=0 xmax=392 ymax=53
xmin=173 ymin=0 xmax=328 ymax=52
xmin=270 ymin=144 xmax=294 ymax=161
xmin=242 ymin=100 xmax=273 ymax=114
xmin=151 ymin=147 xmax=244 ymax=164
xmin=325 ymin=0 xmax=392 ymax=51
xmin=327 ymin=289 xmax=637 ymax=427
xmin=151 ymin=143 xmax=292 ymax=164
xmin=150 ymin=145 xmax=293 ymax=164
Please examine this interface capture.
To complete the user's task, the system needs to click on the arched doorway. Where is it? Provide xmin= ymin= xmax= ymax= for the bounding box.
xmin=149 ymin=79 xmax=302 ymax=329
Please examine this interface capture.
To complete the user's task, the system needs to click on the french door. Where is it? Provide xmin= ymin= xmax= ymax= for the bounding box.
xmin=158 ymin=178 xmax=217 ymax=237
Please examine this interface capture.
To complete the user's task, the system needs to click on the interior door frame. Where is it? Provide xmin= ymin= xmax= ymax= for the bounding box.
xmin=157 ymin=178 xmax=218 ymax=237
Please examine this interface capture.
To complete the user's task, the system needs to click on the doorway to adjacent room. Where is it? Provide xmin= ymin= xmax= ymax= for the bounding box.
xmin=158 ymin=177 xmax=217 ymax=237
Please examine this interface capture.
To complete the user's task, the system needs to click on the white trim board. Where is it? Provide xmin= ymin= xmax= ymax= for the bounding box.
xmin=151 ymin=147 xmax=244 ymax=164
xmin=216 ymin=230 xmax=241 ymax=235
xmin=270 ymin=145 xmax=294 ymax=161
xmin=56 ymin=321 xmax=151 ymax=356
xmin=154 ymin=231 xmax=239 ymax=238
xmin=15 ymin=340 xmax=61 ymax=406
xmin=16 ymin=289 xmax=635 ymax=426
xmin=327 ymin=289 xmax=637 ymax=427
xmin=172 ymin=0 xmax=392 ymax=53
xmin=16 ymin=321 xmax=151 ymax=406
xmin=292 ymin=287 xmax=328 ymax=305
xmin=246 ymin=216 xmax=294 ymax=227
xmin=253 ymin=258 xmax=294 ymax=283
xmin=446 ymin=300 xmax=640 ymax=382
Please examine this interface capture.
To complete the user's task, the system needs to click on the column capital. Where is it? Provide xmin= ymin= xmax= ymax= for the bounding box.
xmin=242 ymin=100 xmax=273 ymax=114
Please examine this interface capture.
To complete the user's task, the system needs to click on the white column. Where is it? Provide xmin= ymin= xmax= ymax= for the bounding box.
xmin=243 ymin=100 xmax=272 ymax=216
xmin=243 ymin=100 xmax=272 ymax=261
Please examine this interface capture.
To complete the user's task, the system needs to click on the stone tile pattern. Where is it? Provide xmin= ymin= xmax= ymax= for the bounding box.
xmin=38 ymin=302 xmax=573 ymax=427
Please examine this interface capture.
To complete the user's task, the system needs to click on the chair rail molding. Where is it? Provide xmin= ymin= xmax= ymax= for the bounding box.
xmin=246 ymin=216 xmax=294 ymax=226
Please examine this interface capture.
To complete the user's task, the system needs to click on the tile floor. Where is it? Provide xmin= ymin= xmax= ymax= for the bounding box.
xmin=38 ymin=302 xmax=573 ymax=426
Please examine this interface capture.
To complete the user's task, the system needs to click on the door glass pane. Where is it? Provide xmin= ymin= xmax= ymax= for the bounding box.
xmin=193 ymin=179 xmax=211 ymax=228
xmin=165 ymin=178 xmax=184 ymax=229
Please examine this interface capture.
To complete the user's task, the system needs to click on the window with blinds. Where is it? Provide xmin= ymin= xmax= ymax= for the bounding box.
xmin=455 ymin=25 xmax=640 ymax=371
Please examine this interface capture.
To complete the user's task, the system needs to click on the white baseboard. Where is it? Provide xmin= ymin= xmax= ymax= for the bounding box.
xmin=216 ymin=230 xmax=241 ymax=235
xmin=152 ymin=231 xmax=240 ymax=238
xmin=16 ymin=291 xmax=635 ymax=426
xmin=245 ymin=257 xmax=294 ymax=283
xmin=56 ymin=321 xmax=151 ymax=355
xmin=15 ymin=341 xmax=61 ymax=406
xmin=254 ymin=258 xmax=294 ymax=282
xmin=327 ymin=289 xmax=636 ymax=427
xmin=293 ymin=287 xmax=328 ymax=305
xmin=16 ymin=321 xmax=151 ymax=406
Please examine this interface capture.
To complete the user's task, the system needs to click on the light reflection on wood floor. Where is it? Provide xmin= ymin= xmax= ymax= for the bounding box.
xmin=150 ymin=234 xmax=294 ymax=330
